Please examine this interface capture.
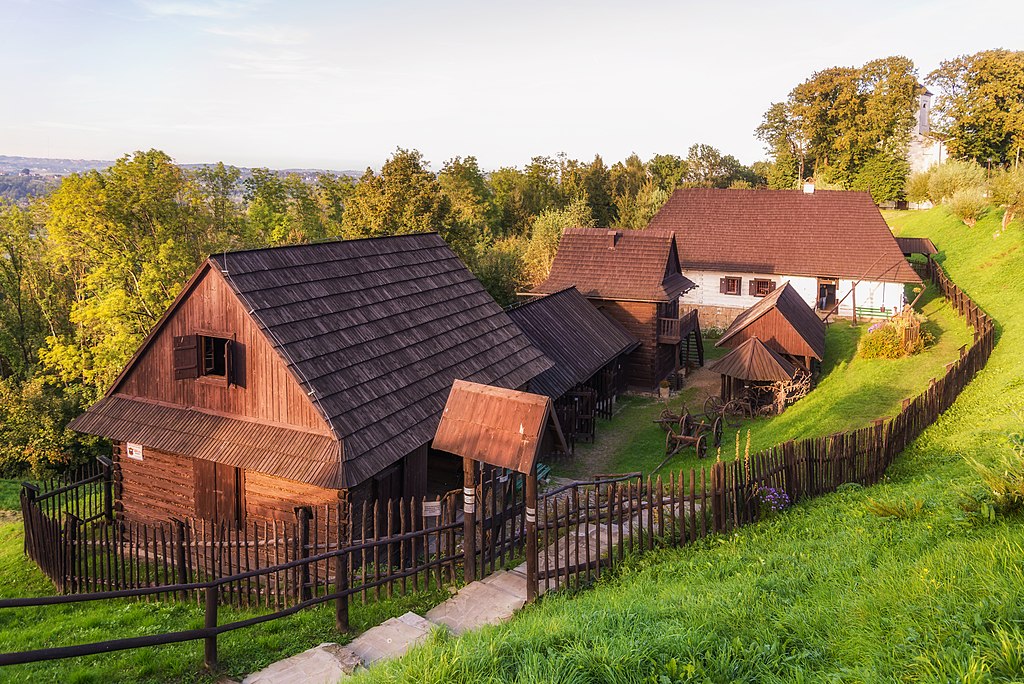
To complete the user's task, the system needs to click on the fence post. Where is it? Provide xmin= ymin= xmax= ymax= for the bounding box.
xmin=175 ymin=520 xmax=188 ymax=600
xmin=335 ymin=548 xmax=350 ymax=632
xmin=525 ymin=466 xmax=538 ymax=603
xmin=709 ymin=461 xmax=724 ymax=533
xmin=21 ymin=484 xmax=38 ymax=555
xmin=204 ymin=583 xmax=219 ymax=670
xmin=463 ymin=458 xmax=477 ymax=583
xmin=98 ymin=456 xmax=114 ymax=522
xmin=65 ymin=514 xmax=81 ymax=594
xmin=295 ymin=506 xmax=312 ymax=602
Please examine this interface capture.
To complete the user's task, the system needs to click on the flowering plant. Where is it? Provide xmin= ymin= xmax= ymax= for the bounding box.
xmin=756 ymin=486 xmax=791 ymax=515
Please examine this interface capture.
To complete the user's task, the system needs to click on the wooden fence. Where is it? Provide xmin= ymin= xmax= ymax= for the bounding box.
xmin=3 ymin=256 xmax=996 ymax=668
xmin=534 ymin=256 xmax=995 ymax=592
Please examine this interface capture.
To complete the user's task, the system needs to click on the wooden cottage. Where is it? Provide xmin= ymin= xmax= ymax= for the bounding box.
xmin=646 ymin=188 xmax=922 ymax=329
xmin=69 ymin=234 xmax=552 ymax=526
xmin=529 ymin=228 xmax=700 ymax=392
xmin=506 ymin=287 xmax=640 ymax=443
xmin=715 ymin=282 xmax=825 ymax=372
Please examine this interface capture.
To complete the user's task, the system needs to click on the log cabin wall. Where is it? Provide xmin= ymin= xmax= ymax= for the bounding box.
xmin=115 ymin=265 xmax=330 ymax=433
xmin=590 ymin=299 xmax=665 ymax=390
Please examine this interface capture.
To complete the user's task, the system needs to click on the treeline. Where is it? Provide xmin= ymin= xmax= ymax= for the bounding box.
xmin=756 ymin=50 xmax=1024 ymax=202
xmin=0 ymin=144 xmax=761 ymax=476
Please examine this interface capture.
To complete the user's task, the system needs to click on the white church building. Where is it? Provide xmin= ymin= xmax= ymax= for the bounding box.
xmin=908 ymin=86 xmax=947 ymax=175
xmin=646 ymin=187 xmax=923 ymax=330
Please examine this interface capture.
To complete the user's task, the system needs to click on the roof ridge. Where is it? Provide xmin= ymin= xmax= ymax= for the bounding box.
xmin=210 ymin=231 xmax=441 ymax=259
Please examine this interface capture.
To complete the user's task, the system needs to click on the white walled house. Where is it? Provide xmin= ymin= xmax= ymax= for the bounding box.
xmin=646 ymin=188 xmax=922 ymax=330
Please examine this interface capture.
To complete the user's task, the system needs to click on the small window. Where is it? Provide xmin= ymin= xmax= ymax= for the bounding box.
xmin=201 ymin=336 xmax=230 ymax=377
xmin=751 ymin=278 xmax=776 ymax=297
xmin=720 ymin=277 xmax=741 ymax=296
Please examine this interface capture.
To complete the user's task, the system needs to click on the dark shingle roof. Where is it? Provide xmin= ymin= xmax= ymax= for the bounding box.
xmin=506 ymin=287 xmax=640 ymax=399
xmin=208 ymin=233 xmax=552 ymax=487
xmin=646 ymin=189 xmax=921 ymax=284
xmin=708 ymin=337 xmax=797 ymax=382
xmin=532 ymin=228 xmax=696 ymax=302
xmin=716 ymin=282 xmax=826 ymax=360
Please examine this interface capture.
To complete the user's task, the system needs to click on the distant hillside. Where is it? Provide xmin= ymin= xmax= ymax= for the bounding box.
xmin=0 ymin=155 xmax=360 ymax=203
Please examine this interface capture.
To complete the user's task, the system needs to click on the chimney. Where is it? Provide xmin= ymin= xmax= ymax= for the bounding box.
xmin=608 ymin=230 xmax=621 ymax=248
xmin=803 ymin=179 xmax=815 ymax=194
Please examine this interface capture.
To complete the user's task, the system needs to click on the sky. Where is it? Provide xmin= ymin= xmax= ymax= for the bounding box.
xmin=2 ymin=0 xmax=1023 ymax=172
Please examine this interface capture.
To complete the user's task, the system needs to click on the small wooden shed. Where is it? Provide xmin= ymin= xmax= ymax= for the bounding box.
xmin=506 ymin=287 xmax=639 ymax=442
xmin=708 ymin=337 xmax=797 ymax=401
xmin=716 ymin=282 xmax=825 ymax=371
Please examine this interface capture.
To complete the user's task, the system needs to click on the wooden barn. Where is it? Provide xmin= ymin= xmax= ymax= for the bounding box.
xmin=645 ymin=188 xmax=922 ymax=329
xmin=68 ymin=234 xmax=552 ymax=526
xmin=505 ymin=287 xmax=640 ymax=443
xmin=715 ymin=281 xmax=826 ymax=372
xmin=529 ymin=228 xmax=701 ymax=392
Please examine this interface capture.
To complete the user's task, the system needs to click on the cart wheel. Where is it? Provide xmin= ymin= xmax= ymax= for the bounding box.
xmin=665 ymin=430 xmax=674 ymax=456
xmin=703 ymin=395 xmax=724 ymax=422
xmin=724 ymin=400 xmax=746 ymax=428
xmin=712 ymin=416 xmax=723 ymax=448
xmin=680 ymin=411 xmax=694 ymax=437
xmin=696 ymin=435 xmax=708 ymax=459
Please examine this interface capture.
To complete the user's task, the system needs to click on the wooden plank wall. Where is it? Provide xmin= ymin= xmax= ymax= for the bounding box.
xmin=115 ymin=266 xmax=330 ymax=433
xmin=591 ymin=299 xmax=665 ymax=390
xmin=720 ymin=308 xmax=818 ymax=360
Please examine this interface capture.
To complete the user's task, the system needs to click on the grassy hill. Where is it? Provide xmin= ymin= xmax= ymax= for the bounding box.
xmin=357 ymin=207 xmax=1024 ymax=683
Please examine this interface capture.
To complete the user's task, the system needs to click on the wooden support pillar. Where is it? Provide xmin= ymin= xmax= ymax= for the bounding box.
xmin=851 ymin=282 xmax=857 ymax=326
xmin=462 ymin=458 xmax=477 ymax=583
xmin=204 ymin=584 xmax=219 ymax=670
xmin=525 ymin=466 xmax=538 ymax=603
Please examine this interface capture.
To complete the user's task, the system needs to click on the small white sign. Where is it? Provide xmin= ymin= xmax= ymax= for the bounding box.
xmin=126 ymin=443 xmax=144 ymax=461
xmin=422 ymin=500 xmax=441 ymax=518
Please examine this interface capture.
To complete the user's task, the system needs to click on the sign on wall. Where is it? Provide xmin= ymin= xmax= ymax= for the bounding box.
xmin=422 ymin=500 xmax=441 ymax=518
xmin=126 ymin=443 xmax=144 ymax=461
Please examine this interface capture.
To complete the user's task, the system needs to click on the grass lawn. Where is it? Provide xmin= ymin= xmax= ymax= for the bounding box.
xmin=0 ymin=480 xmax=25 ymax=512
xmin=551 ymin=281 xmax=971 ymax=480
xmin=356 ymin=206 xmax=1024 ymax=683
xmin=0 ymin=521 xmax=448 ymax=683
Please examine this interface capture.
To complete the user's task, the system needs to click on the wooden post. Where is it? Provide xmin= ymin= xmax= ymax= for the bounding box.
xmin=462 ymin=458 xmax=477 ymax=583
xmin=98 ymin=456 xmax=114 ymax=522
xmin=851 ymin=282 xmax=857 ymax=326
xmin=175 ymin=520 xmax=188 ymax=600
xmin=710 ymin=461 xmax=724 ymax=533
xmin=296 ymin=507 xmax=312 ymax=602
xmin=335 ymin=549 xmax=350 ymax=632
xmin=204 ymin=583 xmax=219 ymax=670
xmin=525 ymin=466 xmax=538 ymax=603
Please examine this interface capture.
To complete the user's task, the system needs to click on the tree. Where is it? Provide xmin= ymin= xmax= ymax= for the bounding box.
xmin=948 ymin=187 xmax=988 ymax=228
xmin=609 ymin=153 xmax=648 ymax=204
xmin=523 ymin=198 xmax=595 ymax=283
xmin=439 ymin=156 xmax=495 ymax=236
xmin=927 ymin=160 xmax=986 ymax=204
xmin=647 ymin=154 xmax=689 ymax=194
xmin=990 ymin=166 xmax=1024 ymax=233
xmin=851 ymin=151 xmax=911 ymax=204
xmin=0 ymin=203 xmax=47 ymax=380
xmin=42 ymin=150 xmax=209 ymax=396
xmin=905 ymin=170 xmax=932 ymax=204
xmin=471 ymin=236 xmax=528 ymax=307
xmin=928 ymin=50 xmax=1024 ymax=166
xmin=614 ymin=180 xmax=669 ymax=228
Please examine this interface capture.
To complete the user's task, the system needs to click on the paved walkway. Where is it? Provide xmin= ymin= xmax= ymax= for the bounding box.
xmin=240 ymin=498 xmax=694 ymax=683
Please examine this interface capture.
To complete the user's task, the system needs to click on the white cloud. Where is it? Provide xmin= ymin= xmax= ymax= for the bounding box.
xmin=135 ymin=0 xmax=260 ymax=19
xmin=204 ymin=24 xmax=308 ymax=46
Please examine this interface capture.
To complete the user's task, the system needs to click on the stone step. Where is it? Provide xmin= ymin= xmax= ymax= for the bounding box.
xmin=241 ymin=642 xmax=362 ymax=684
xmin=480 ymin=568 xmax=528 ymax=600
xmin=346 ymin=612 xmax=436 ymax=667
xmin=425 ymin=577 xmax=526 ymax=634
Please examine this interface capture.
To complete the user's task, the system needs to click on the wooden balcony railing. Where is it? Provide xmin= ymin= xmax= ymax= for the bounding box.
xmin=657 ymin=309 xmax=698 ymax=344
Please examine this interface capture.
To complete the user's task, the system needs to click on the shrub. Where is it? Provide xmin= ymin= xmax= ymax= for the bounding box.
xmin=927 ymin=159 xmax=986 ymax=204
xmin=949 ymin=187 xmax=989 ymax=228
xmin=858 ymin=312 xmax=931 ymax=359
xmin=965 ymin=429 xmax=1024 ymax=515
xmin=905 ymin=170 xmax=932 ymax=204
xmin=756 ymin=486 xmax=790 ymax=516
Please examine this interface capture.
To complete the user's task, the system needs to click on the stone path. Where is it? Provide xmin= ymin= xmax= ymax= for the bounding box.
xmin=240 ymin=498 xmax=694 ymax=683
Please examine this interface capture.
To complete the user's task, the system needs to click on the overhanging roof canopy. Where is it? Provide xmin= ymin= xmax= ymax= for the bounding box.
xmin=433 ymin=380 xmax=569 ymax=474
xmin=716 ymin=281 xmax=826 ymax=361
xmin=708 ymin=337 xmax=797 ymax=383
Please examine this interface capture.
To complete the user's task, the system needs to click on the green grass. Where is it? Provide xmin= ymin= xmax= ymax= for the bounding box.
xmin=552 ymin=285 xmax=971 ymax=480
xmin=0 ymin=480 xmax=25 ymax=512
xmin=356 ymin=206 xmax=1024 ymax=683
xmin=0 ymin=520 xmax=450 ymax=683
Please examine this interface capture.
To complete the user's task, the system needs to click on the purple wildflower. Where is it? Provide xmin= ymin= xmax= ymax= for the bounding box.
xmin=756 ymin=486 xmax=791 ymax=513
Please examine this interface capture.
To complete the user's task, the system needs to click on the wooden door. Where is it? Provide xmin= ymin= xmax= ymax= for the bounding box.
xmin=194 ymin=459 xmax=245 ymax=528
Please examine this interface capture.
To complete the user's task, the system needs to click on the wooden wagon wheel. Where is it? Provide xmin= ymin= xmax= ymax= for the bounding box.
xmin=724 ymin=400 xmax=747 ymax=428
xmin=679 ymin=411 xmax=695 ymax=437
xmin=703 ymin=395 xmax=724 ymax=422
xmin=695 ymin=435 xmax=708 ymax=459
xmin=665 ymin=430 xmax=676 ymax=456
xmin=712 ymin=416 xmax=723 ymax=448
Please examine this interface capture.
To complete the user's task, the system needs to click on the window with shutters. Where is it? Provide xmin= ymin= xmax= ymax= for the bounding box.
xmin=201 ymin=335 xmax=229 ymax=377
xmin=751 ymin=278 xmax=776 ymax=297
xmin=720 ymin=277 xmax=741 ymax=296
xmin=173 ymin=333 xmax=237 ymax=384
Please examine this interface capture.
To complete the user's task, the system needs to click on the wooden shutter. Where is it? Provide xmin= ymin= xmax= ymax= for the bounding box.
xmin=229 ymin=342 xmax=246 ymax=388
xmin=173 ymin=335 xmax=199 ymax=380
xmin=719 ymin=278 xmax=728 ymax=294
xmin=749 ymin=280 xmax=757 ymax=296
xmin=768 ymin=280 xmax=777 ymax=293
xmin=223 ymin=339 xmax=234 ymax=387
